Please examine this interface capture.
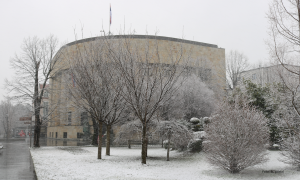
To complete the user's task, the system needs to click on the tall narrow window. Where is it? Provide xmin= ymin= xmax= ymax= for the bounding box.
xmin=81 ymin=112 xmax=88 ymax=126
xmin=43 ymin=91 xmax=48 ymax=98
xmin=43 ymin=102 xmax=48 ymax=118
xmin=63 ymin=132 xmax=67 ymax=138
xmin=77 ymin=132 xmax=82 ymax=138
xmin=68 ymin=112 xmax=72 ymax=125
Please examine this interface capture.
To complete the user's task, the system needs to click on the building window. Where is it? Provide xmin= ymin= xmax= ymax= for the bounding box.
xmin=68 ymin=112 xmax=72 ymax=125
xmin=49 ymin=132 xmax=51 ymax=137
xmin=63 ymin=132 xmax=67 ymax=138
xmin=77 ymin=132 xmax=82 ymax=138
xmin=43 ymin=91 xmax=48 ymax=98
xmin=81 ymin=112 xmax=88 ymax=126
xmin=252 ymin=73 xmax=256 ymax=80
xmin=56 ymin=132 xmax=58 ymax=138
xmin=43 ymin=102 xmax=48 ymax=118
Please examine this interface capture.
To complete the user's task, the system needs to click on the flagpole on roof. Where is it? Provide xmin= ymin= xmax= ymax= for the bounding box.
xmin=109 ymin=4 xmax=111 ymax=35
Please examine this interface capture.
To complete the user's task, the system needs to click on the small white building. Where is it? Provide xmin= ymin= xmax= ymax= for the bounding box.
xmin=237 ymin=64 xmax=298 ymax=87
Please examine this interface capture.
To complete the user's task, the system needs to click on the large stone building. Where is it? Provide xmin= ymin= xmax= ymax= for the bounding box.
xmin=47 ymin=35 xmax=226 ymax=139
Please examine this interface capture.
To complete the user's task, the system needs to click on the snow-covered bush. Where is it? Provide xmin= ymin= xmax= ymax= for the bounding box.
xmin=272 ymin=144 xmax=280 ymax=150
xmin=202 ymin=117 xmax=210 ymax=124
xmin=204 ymin=99 xmax=269 ymax=173
xmin=188 ymin=139 xmax=202 ymax=152
xmin=189 ymin=117 xmax=203 ymax=132
xmin=190 ymin=117 xmax=200 ymax=124
xmin=188 ymin=131 xmax=206 ymax=152
xmin=193 ymin=131 xmax=206 ymax=139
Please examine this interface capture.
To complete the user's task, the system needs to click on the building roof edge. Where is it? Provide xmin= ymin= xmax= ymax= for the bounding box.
xmin=66 ymin=35 xmax=219 ymax=48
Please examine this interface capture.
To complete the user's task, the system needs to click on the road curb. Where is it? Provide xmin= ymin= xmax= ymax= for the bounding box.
xmin=29 ymin=148 xmax=38 ymax=180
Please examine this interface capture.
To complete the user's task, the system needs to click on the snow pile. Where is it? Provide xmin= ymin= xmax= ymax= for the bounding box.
xmin=30 ymin=147 xmax=300 ymax=180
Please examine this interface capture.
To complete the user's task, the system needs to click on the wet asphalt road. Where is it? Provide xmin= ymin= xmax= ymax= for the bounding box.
xmin=0 ymin=139 xmax=37 ymax=180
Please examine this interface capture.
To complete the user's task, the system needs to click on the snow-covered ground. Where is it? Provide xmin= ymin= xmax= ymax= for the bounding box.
xmin=30 ymin=146 xmax=300 ymax=180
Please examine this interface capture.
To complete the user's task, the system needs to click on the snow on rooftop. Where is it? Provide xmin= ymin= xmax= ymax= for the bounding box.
xmin=30 ymin=147 xmax=300 ymax=180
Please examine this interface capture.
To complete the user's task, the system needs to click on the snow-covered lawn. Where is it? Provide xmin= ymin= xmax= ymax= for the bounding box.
xmin=30 ymin=146 xmax=300 ymax=180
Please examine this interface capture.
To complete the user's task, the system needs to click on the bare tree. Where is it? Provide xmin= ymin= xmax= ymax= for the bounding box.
xmin=114 ymin=119 xmax=192 ymax=161
xmin=65 ymin=37 xmax=127 ymax=159
xmin=157 ymin=75 xmax=215 ymax=122
xmin=0 ymin=97 xmax=16 ymax=138
xmin=156 ymin=120 xmax=192 ymax=161
xmin=204 ymin=99 xmax=269 ymax=173
xmin=226 ymin=50 xmax=249 ymax=90
xmin=114 ymin=120 xmax=158 ymax=147
xmin=107 ymin=34 xmax=191 ymax=164
xmin=267 ymin=0 xmax=300 ymax=169
xmin=6 ymin=35 xmax=60 ymax=147
xmin=179 ymin=75 xmax=216 ymax=120
xmin=0 ymin=97 xmax=32 ymax=138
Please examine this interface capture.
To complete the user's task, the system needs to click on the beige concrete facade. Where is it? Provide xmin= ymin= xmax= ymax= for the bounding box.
xmin=48 ymin=35 xmax=225 ymax=139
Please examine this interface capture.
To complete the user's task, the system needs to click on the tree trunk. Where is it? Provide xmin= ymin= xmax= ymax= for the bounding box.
xmin=230 ymin=157 xmax=239 ymax=173
xmin=34 ymin=120 xmax=41 ymax=147
xmin=92 ymin=117 xmax=98 ymax=145
xmin=141 ymin=124 xmax=147 ymax=164
xmin=145 ymin=137 xmax=148 ymax=157
xmin=98 ymin=121 xmax=103 ymax=159
xmin=33 ymin=67 xmax=41 ymax=148
xmin=128 ymin=140 xmax=131 ymax=149
xmin=106 ymin=125 xmax=111 ymax=156
xmin=34 ymin=104 xmax=41 ymax=147
xmin=167 ymin=135 xmax=170 ymax=161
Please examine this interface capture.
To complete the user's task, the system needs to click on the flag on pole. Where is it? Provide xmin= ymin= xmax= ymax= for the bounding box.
xmin=110 ymin=4 xmax=112 ymax=25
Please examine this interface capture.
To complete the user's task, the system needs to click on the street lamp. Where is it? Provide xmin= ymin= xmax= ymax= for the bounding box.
xmin=5 ymin=114 xmax=8 ymax=139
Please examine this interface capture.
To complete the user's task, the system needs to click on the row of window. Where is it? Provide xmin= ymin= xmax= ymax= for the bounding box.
xmin=139 ymin=63 xmax=212 ymax=81
xmin=48 ymin=132 xmax=83 ymax=139
xmin=65 ymin=112 xmax=89 ymax=126
xmin=49 ymin=132 xmax=67 ymax=138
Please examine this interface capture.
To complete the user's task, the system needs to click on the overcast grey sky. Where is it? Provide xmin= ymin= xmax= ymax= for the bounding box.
xmin=0 ymin=0 xmax=272 ymax=101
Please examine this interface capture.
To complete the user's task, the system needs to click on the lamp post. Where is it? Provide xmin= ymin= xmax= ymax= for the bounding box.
xmin=6 ymin=114 xmax=8 ymax=139
xmin=30 ymin=118 xmax=32 ymax=148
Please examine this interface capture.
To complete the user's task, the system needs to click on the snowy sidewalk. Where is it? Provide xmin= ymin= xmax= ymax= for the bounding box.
xmin=30 ymin=147 xmax=300 ymax=180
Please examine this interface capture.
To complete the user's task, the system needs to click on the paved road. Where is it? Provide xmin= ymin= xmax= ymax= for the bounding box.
xmin=0 ymin=139 xmax=37 ymax=180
